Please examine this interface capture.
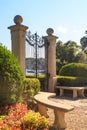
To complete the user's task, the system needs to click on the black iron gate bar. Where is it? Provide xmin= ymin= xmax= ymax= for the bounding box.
xmin=26 ymin=31 xmax=45 ymax=78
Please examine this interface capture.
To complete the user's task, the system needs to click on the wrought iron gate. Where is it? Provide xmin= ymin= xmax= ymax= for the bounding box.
xmin=26 ymin=31 xmax=45 ymax=78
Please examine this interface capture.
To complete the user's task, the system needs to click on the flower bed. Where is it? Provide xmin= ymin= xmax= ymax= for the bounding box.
xmin=0 ymin=103 xmax=49 ymax=130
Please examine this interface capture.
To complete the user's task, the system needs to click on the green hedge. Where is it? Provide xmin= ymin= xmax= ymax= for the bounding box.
xmin=59 ymin=63 xmax=87 ymax=77
xmin=23 ymin=78 xmax=40 ymax=108
xmin=23 ymin=78 xmax=40 ymax=95
xmin=57 ymin=76 xmax=87 ymax=87
xmin=26 ymin=75 xmax=46 ymax=91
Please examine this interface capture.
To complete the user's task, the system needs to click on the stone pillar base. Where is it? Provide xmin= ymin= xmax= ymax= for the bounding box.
xmin=48 ymin=76 xmax=57 ymax=92
xmin=54 ymin=109 xmax=67 ymax=129
xmin=37 ymin=103 xmax=48 ymax=117
xmin=78 ymin=89 xmax=84 ymax=97
xmin=60 ymin=88 xmax=64 ymax=96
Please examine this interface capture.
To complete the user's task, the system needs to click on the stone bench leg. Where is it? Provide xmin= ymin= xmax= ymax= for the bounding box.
xmin=54 ymin=109 xmax=67 ymax=129
xmin=60 ymin=88 xmax=64 ymax=96
xmin=73 ymin=89 xmax=77 ymax=98
xmin=37 ymin=103 xmax=48 ymax=117
xmin=78 ymin=89 xmax=84 ymax=97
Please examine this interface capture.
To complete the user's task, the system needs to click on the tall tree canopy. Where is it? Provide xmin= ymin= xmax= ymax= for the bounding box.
xmin=80 ymin=36 xmax=87 ymax=51
xmin=56 ymin=40 xmax=87 ymax=74
xmin=56 ymin=40 xmax=80 ymax=64
xmin=80 ymin=30 xmax=87 ymax=51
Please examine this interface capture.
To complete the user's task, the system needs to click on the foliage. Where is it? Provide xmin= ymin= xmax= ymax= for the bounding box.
xmin=0 ymin=103 xmax=49 ymax=130
xmin=56 ymin=59 xmax=66 ymax=74
xmin=5 ymin=103 xmax=28 ymax=129
xmin=74 ymin=51 xmax=87 ymax=63
xmin=56 ymin=40 xmax=66 ymax=63
xmin=26 ymin=74 xmax=45 ymax=78
xmin=57 ymin=75 xmax=87 ymax=87
xmin=56 ymin=40 xmax=82 ymax=74
xmin=0 ymin=43 xmax=24 ymax=105
xmin=21 ymin=110 xmax=49 ymax=130
xmin=59 ymin=63 xmax=87 ymax=77
xmin=80 ymin=36 xmax=87 ymax=51
xmin=65 ymin=46 xmax=77 ymax=62
xmin=23 ymin=78 xmax=40 ymax=95
xmin=23 ymin=78 xmax=40 ymax=109
xmin=0 ymin=103 xmax=28 ymax=130
xmin=56 ymin=40 xmax=80 ymax=63
xmin=26 ymin=75 xmax=46 ymax=91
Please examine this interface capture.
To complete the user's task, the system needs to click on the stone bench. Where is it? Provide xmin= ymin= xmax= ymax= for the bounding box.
xmin=55 ymin=86 xmax=87 ymax=98
xmin=34 ymin=92 xmax=74 ymax=129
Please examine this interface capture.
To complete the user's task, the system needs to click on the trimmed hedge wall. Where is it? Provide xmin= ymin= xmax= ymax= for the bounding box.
xmin=58 ymin=63 xmax=87 ymax=87
xmin=57 ymin=76 xmax=87 ymax=87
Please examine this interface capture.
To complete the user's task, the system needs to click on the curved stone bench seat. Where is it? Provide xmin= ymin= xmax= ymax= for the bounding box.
xmin=34 ymin=92 xmax=74 ymax=129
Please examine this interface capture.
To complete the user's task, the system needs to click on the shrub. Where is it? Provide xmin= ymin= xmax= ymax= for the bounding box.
xmin=0 ymin=103 xmax=28 ymax=129
xmin=0 ymin=43 xmax=24 ymax=105
xmin=26 ymin=75 xmax=46 ymax=91
xmin=23 ymin=78 xmax=40 ymax=109
xmin=21 ymin=110 xmax=49 ymax=130
xmin=23 ymin=78 xmax=40 ymax=95
xmin=59 ymin=63 xmax=87 ymax=77
xmin=0 ymin=103 xmax=49 ymax=130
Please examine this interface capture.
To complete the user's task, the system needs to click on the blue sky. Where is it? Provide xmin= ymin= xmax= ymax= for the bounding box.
xmin=0 ymin=0 xmax=87 ymax=51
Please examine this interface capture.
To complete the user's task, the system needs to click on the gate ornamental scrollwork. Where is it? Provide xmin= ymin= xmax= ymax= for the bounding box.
xmin=26 ymin=31 xmax=45 ymax=78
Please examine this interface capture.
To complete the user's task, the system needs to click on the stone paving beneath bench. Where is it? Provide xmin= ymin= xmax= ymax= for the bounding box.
xmin=48 ymin=96 xmax=87 ymax=130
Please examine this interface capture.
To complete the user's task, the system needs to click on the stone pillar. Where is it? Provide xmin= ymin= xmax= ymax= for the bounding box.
xmin=8 ymin=15 xmax=28 ymax=75
xmin=45 ymin=28 xmax=58 ymax=92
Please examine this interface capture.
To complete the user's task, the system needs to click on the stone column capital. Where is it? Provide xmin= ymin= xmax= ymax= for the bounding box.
xmin=43 ymin=28 xmax=58 ymax=43
xmin=8 ymin=15 xmax=28 ymax=31
xmin=8 ymin=24 xmax=28 ymax=31
xmin=45 ymin=35 xmax=58 ymax=42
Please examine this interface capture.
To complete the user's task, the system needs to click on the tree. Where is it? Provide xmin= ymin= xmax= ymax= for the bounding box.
xmin=80 ymin=30 xmax=87 ymax=51
xmin=74 ymin=51 xmax=87 ymax=63
xmin=56 ymin=40 xmax=67 ymax=63
xmin=64 ymin=40 xmax=78 ymax=47
xmin=80 ymin=36 xmax=87 ymax=51
xmin=56 ymin=40 xmax=84 ymax=74
xmin=65 ymin=46 xmax=77 ymax=62
xmin=56 ymin=40 xmax=79 ymax=63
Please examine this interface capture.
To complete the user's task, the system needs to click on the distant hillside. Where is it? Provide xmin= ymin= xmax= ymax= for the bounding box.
xmin=26 ymin=57 xmax=45 ymax=70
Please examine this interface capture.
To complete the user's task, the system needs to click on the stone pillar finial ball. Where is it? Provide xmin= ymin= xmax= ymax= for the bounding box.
xmin=46 ymin=28 xmax=54 ymax=35
xmin=14 ymin=15 xmax=23 ymax=25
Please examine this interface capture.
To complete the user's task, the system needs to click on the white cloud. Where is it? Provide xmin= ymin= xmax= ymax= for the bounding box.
xmin=57 ymin=26 xmax=68 ymax=34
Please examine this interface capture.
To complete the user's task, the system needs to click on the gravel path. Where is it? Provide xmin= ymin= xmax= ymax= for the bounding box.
xmin=48 ymin=96 xmax=87 ymax=130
